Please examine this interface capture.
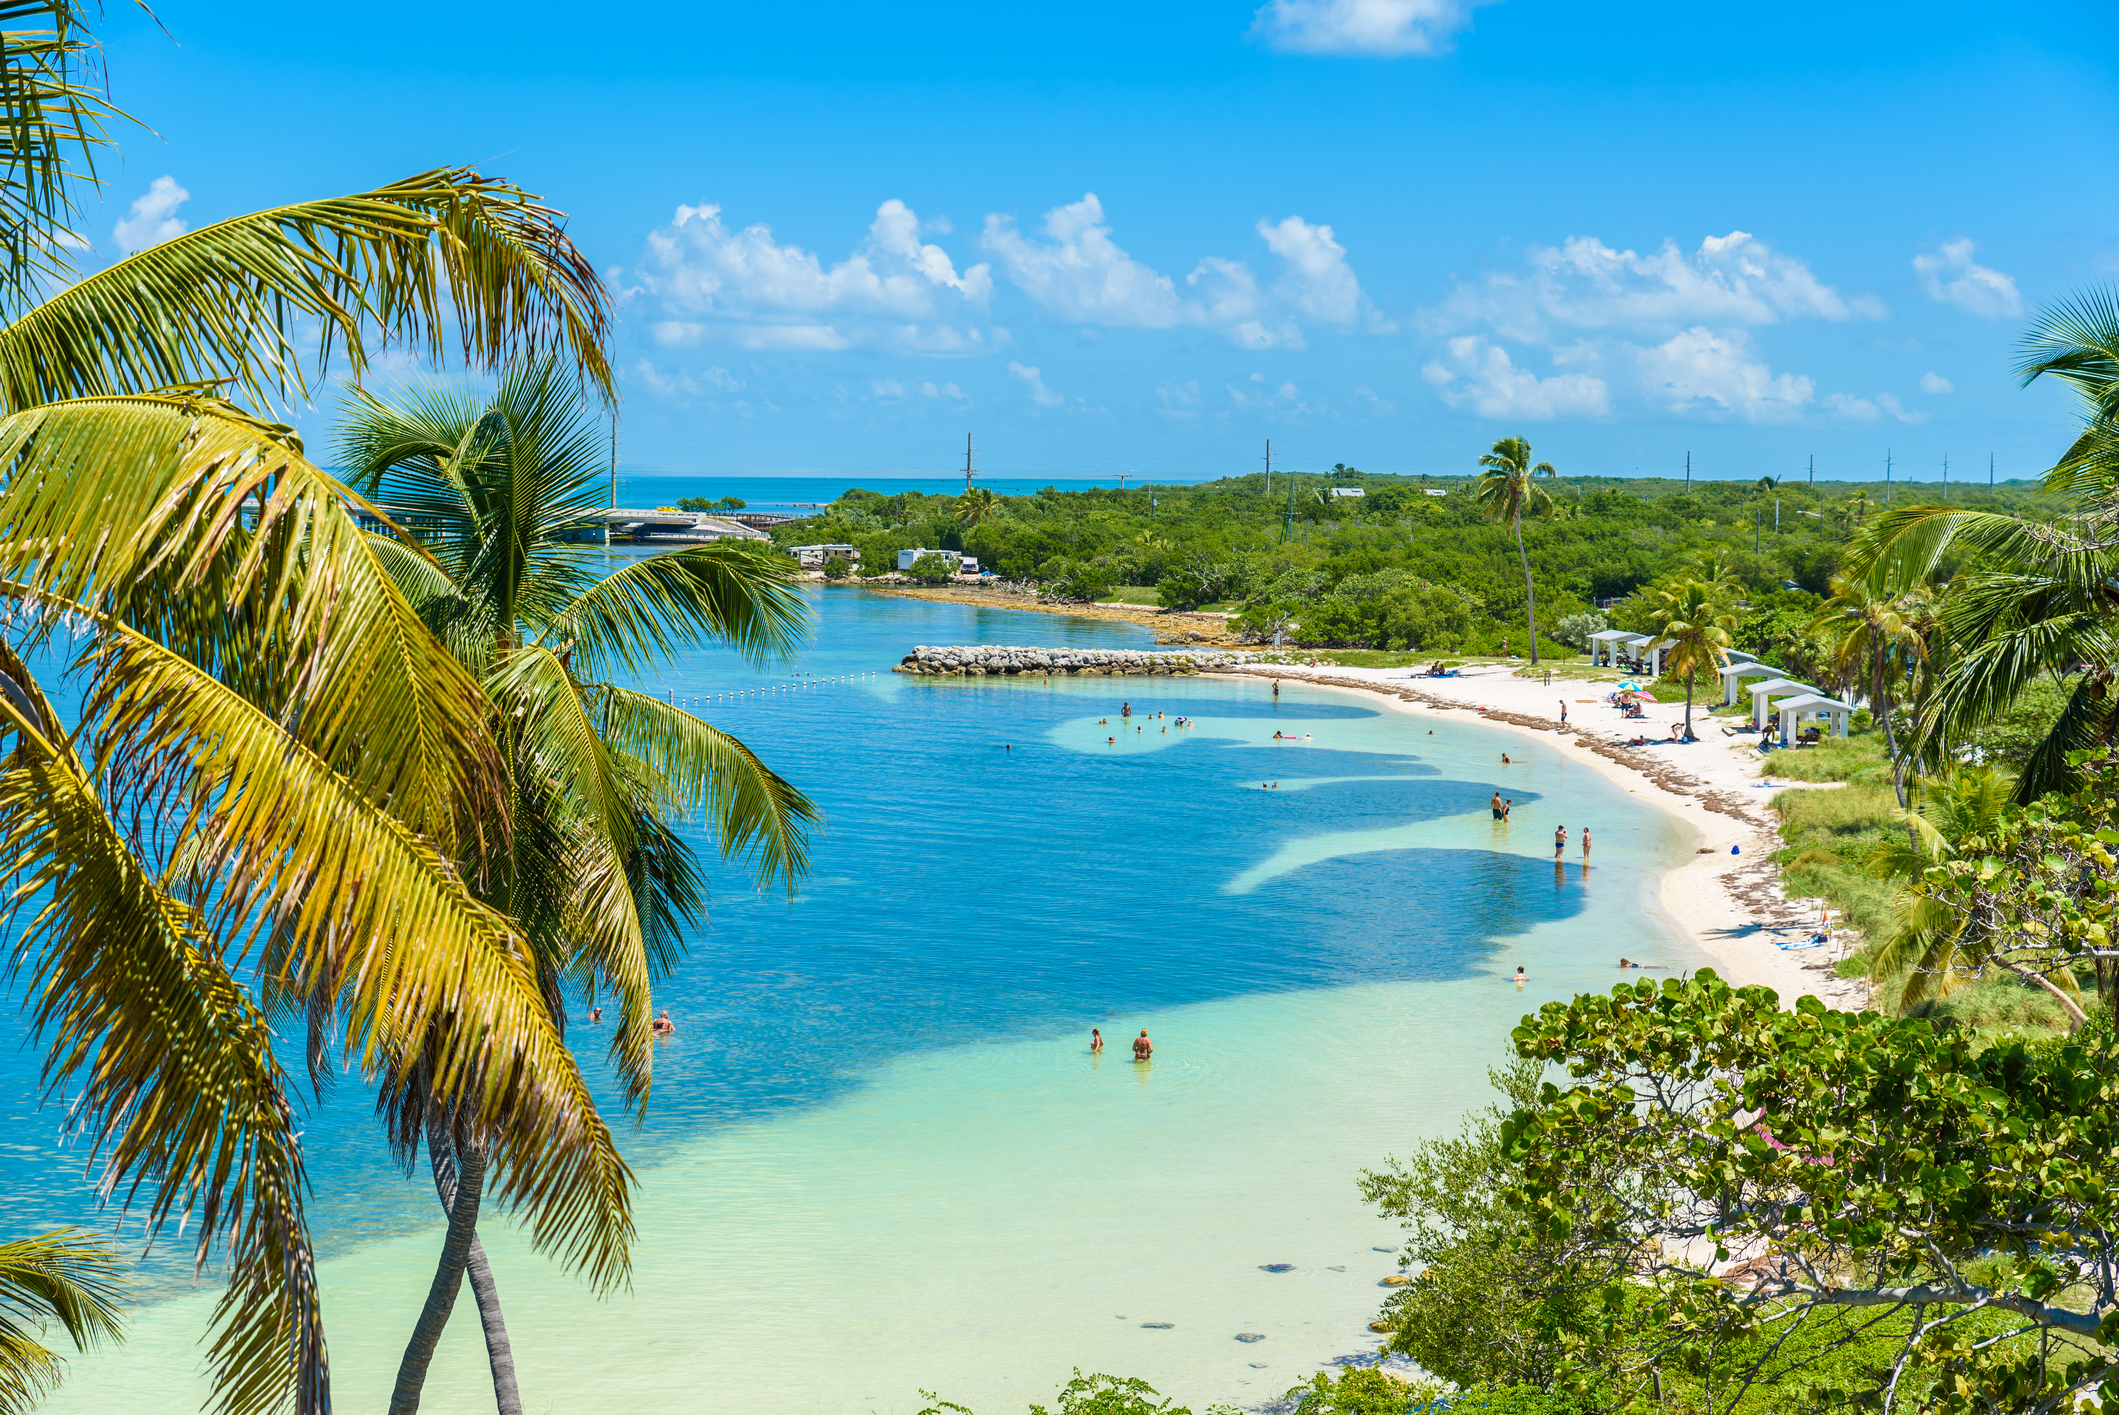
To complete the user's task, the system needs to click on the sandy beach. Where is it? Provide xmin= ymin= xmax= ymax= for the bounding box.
xmin=1210 ymin=660 xmax=1870 ymax=1009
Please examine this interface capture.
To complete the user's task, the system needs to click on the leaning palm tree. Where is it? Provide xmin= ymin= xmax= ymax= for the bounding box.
xmin=1863 ymin=765 xmax=2086 ymax=1025
xmin=1647 ymin=579 xmax=1734 ymax=741
xmin=0 ymin=6 xmax=627 ymax=1412
xmin=338 ymin=361 xmax=817 ymax=1414
xmin=0 ymin=1229 xmax=125 ymax=1415
xmin=1808 ymin=573 xmax=1930 ymax=808
xmin=1474 ymin=437 xmax=1557 ymax=664
xmin=1846 ymin=288 xmax=2119 ymax=802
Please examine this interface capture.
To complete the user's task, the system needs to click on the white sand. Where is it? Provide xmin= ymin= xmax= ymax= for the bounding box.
xmin=1212 ymin=661 xmax=1870 ymax=1008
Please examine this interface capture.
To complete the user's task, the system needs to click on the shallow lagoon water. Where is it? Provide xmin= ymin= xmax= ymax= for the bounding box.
xmin=19 ymin=587 xmax=1704 ymax=1413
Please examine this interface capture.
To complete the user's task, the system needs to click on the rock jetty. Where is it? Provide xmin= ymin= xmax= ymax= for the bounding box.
xmin=893 ymin=645 xmax=1247 ymax=677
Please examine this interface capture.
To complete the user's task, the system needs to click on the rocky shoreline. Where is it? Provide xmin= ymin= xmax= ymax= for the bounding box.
xmin=894 ymin=644 xmax=1250 ymax=676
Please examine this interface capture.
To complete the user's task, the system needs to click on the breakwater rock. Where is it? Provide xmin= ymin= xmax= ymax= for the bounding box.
xmin=894 ymin=645 xmax=1249 ymax=677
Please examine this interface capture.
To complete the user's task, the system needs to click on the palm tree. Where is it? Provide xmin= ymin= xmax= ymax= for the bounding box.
xmin=1845 ymin=289 xmax=2119 ymax=803
xmin=1862 ymin=766 xmax=2087 ymax=1026
xmin=0 ymin=8 xmax=625 ymax=1412
xmin=339 ymin=362 xmax=818 ymax=1414
xmin=1647 ymin=579 xmax=1735 ymax=741
xmin=0 ymin=1229 xmax=125 ymax=1414
xmin=958 ymin=485 xmax=999 ymax=528
xmin=1808 ymin=573 xmax=1930 ymax=808
xmin=1474 ymin=437 xmax=1557 ymax=665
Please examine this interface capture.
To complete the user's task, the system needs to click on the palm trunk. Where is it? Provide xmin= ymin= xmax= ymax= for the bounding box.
xmin=1874 ymin=645 xmax=1911 ymax=813
xmin=391 ymin=1125 xmax=490 ymax=1415
xmin=1683 ymin=670 xmax=1694 ymax=741
xmin=427 ymin=1114 xmax=523 ymax=1414
xmin=1514 ymin=519 xmax=1539 ymax=665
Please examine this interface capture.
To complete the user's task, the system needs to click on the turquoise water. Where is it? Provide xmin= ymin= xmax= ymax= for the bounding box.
xmin=16 ymin=586 xmax=1703 ymax=1413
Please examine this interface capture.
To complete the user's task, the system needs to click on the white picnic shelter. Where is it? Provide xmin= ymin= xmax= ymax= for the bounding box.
xmin=1773 ymin=693 xmax=1855 ymax=748
xmin=1717 ymin=660 xmax=1783 ymax=705
xmin=1747 ymin=677 xmax=1820 ymax=729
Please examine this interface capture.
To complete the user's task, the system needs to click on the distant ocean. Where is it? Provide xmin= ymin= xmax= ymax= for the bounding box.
xmin=611 ymin=471 xmax=1217 ymax=510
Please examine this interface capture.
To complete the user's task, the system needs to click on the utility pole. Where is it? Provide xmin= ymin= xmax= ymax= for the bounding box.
xmin=1990 ymin=453 xmax=1995 ymax=488
xmin=606 ymin=413 xmax=618 ymax=548
xmin=1117 ymin=472 xmax=1131 ymax=492
xmin=1808 ymin=453 xmax=1814 ymax=487
xmin=1263 ymin=439 xmax=1272 ymax=501
xmin=1885 ymin=448 xmax=1892 ymax=505
xmin=1685 ymin=451 xmax=1691 ymax=492
xmin=964 ymin=433 xmax=975 ymax=494
xmin=1942 ymin=453 xmax=1949 ymax=501
xmin=1283 ymin=465 xmax=1298 ymax=543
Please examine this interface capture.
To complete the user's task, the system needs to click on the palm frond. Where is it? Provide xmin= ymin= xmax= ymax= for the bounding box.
xmin=0 ymin=167 xmax=612 ymax=414
xmin=0 ymin=640 xmax=323 ymax=1415
xmin=0 ymin=0 xmax=122 ymax=312
xmin=596 ymin=685 xmax=818 ymax=894
xmin=48 ymin=615 xmax=637 ymax=1297
xmin=2015 ymin=284 xmax=2119 ymax=421
xmin=540 ymin=542 xmax=808 ymax=678
xmin=0 ymin=1227 xmax=125 ymax=1415
xmin=0 ymin=394 xmax=509 ymax=846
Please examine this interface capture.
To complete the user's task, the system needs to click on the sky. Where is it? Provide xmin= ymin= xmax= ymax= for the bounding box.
xmin=83 ymin=0 xmax=2119 ymax=484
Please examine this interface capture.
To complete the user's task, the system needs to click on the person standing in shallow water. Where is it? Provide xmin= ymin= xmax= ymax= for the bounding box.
xmin=1491 ymin=791 xmax=1504 ymax=820
xmin=1090 ymin=1028 xmax=1103 ymax=1055
xmin=1554 ymin=825 xmax=1568 ymax=858
xmin=1133 ymin=1030 xmax=1152 ymax=1061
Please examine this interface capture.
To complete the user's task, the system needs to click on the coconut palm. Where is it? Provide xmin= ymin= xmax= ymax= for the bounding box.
xmin=1474 ymin=437 xmax=1557 ymax=665
xmin=1808 ymin=573 xmax=1930 ymax=808
xmin=1647 ymin=579 xmax=1735 ymax=741
xmin=1862 ymin=765 xmax=2086 ymax=1024
xmin=1847 ymin=287 xmax=2119 ymax=802
xmin=0 ymin=1229 xmax=125 ymax=1415
xmin=958 ymin=485 xmax=999 ymax=527
xmin=338 ymin=361 xmax=817 ymax=1413
xmin=0 ymin=7 xmax=626 ymax=1412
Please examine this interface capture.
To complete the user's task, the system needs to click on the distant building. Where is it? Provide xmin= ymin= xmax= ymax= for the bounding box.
xmin=897 ymin=547 xmax=978 ymax=574
xmin=787 ymin=544 xmax=859 ymax=568
xmin=1328 ymin=487 xmax=1365 ymax=498
xmin=1423 ymin=489 xmax=1448 ymax=497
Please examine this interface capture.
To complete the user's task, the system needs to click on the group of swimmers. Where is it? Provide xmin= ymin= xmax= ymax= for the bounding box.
xmin=1103 ymin=704 xmax=1191 ymax=744
xmin=1089 ymin=1027 xmax=1153 ymax=1061
xmin=1487 ymin=792 xmax=1592 ymax=857
xmin=1512 ymin=958 xmax=1664 ymax=983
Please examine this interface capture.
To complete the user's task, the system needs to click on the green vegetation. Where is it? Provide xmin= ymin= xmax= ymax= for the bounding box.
xmin=678 ymin=494 xmax=747 ymax=511
xmin=771 ymin=469 xmax=2043 ymax=653
xmin=0 ymin=1230 xmax=125 ymax=1414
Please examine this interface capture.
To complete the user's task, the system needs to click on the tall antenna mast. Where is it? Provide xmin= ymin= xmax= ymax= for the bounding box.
xmin=1263 ymin=439 xmax=1272 ymax=500
xmin=1685 ymin=451 xmax=1691 ymax=492
xmin=1808 ymin=453 xmax=1814 ymax=486
xmin=964 ymin=433 xmax=975 ymax=494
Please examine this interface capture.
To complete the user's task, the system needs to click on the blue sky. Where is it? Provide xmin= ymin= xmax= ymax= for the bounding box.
xmin=90 ymin=0 xmax=2119 ymax=483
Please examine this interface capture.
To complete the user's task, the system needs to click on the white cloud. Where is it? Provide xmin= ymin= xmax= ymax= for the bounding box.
xmin=1007 ymin=361 xmax=1066 ymax=407
xmin=1251 ymin=0 xmax=1497 ymax=55
xmin=632 ymin=359 xmax=740 ymax=398
xmin=1919 ymin=371 xmax=1954 ymax=395
xmin=1435 ymin=230 xmax=1882 ymax=343
xmin=982 ymin=194 xmax=1187 ymax=328
xmin=1632 ymin=328 xmax=1813 ymax=422
xmin=1913 ymin=238 xmax=2021 ymax=319
xmin=1825 ymin=391 xmax=1925 ymax=424
xmin=113 ymin=175 xmax=189 ymax=253
xmin=984 ymin=194 xmax=1384 ymax=347
xmin=638 ymin=198 xmax=991 ymax=352
xmin=1422 ymin=336 xmax=1611 ymax=419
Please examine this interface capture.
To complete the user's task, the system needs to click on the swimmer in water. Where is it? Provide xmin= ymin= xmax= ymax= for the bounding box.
xmin=1090 ymin=1028 xmax=1104 ymax=1054
xmin=1501 ymin=752 xmax=1511 ymax=765
xmin=1513 ymin=966 xmax=1528 ymax=983
xmin=1133 ymin=1030 xmax=1153 ymax=1061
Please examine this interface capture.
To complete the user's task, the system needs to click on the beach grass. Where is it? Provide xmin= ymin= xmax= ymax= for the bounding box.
xmin=1095 ymin=585 xmax=1163 ymax=607
xmin=1762 ymin=731 xmax=1892 ymax=785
